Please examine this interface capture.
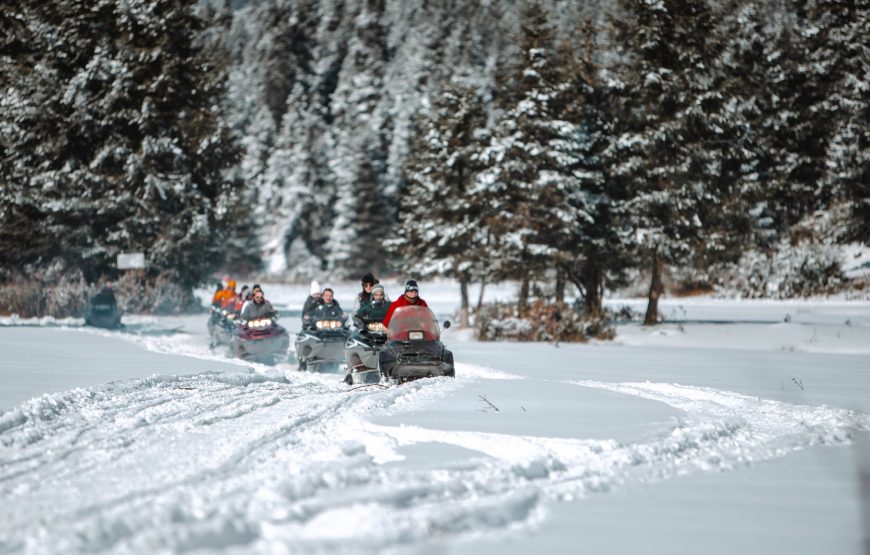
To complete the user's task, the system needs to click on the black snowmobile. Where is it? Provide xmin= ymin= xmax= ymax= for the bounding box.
xmin=343 ymin=317 xmax=388 ymax=385
xmin=378 ymin=305 xmax=454 ymax=383
xmin=207 ymin=306 xmax=237 ymax=348
xmin=295 ymin=303 xmax=350 ymax=371
xmin=84 ymin=289 xmax=123 ymax=330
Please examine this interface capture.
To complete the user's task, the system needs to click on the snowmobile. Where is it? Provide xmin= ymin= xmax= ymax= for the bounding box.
xmin=378 ymin=305 xmax=454 ymax=383
xmin=343 ymin=317 xmax=388 ymax=385
xmin=207 ymin=306 xmax=237 ymax=348
xmin=231 ymin=314 xmax=290 ymax=364
xmin=295 ymin=304 xmax=350 ymax=372
xmin=84 ymin=298 xmax=123 ymax=330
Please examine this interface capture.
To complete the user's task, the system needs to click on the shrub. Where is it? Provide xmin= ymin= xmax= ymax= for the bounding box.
xmin=475 ymin=300 xmax=615 ymax=342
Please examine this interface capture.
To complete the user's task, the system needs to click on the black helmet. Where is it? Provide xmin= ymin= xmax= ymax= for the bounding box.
xmin=361 ymin=273 xmax=378 ymax=286
xmin=404 ymin=279 xmax=419 ymax=292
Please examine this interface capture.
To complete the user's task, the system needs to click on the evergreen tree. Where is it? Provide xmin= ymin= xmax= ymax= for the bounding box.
xmin=553 ymin=28 xmax=634 ymax=317
xmin=474 ymin=3 xmax=583 ymax=313
xmin=0 ymin=0 xmax=244 ymax=290
xmin=609 ymin=0 xmax=755 ymax=324
xmin=392 ymin=83 xmax=490 ymax=327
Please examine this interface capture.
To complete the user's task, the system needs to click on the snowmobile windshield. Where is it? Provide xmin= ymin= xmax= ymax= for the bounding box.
xmin=387 ymin=306 xmax=440 ymax=341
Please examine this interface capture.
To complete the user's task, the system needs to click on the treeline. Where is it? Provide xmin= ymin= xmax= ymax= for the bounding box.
xmin=0 ymin=0 xmax=257 ymax=312
xmin=1 ymin=0 xmax=867 ymax=319
xmin=391 ymin=1 xmax=869 ymax=324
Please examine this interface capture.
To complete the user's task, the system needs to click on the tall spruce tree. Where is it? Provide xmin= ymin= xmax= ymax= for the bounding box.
xmin=392 ymin=83 xmax=490 ymax=327
xmin=0 ymin=0 xmax=244 ymax=289
xmin=610 ymin=0 xmax=755 ymax=324
xmin=553 ymin=28 xmax=634 ymax=317
xmin=475 ymin=3 xmax=591 ymax=314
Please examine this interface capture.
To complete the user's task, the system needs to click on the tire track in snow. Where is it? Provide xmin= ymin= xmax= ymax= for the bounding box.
xmin=0 ymin=361 xmax=476 ymax=554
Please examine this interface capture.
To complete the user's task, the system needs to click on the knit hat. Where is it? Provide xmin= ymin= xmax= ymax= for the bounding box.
xmin=361 ymin=273 xmax=378 ymax=286
xmin=404 ymin=279 xmax=419 ymax=292
xmin=371 ymin=284 xmax=385 ymax=296
xmin=309 ymin=280 xmax=321 ymax=295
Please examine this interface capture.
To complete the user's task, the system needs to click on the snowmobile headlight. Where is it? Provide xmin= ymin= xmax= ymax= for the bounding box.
xmin=221 ymin=310 xmax=228 ymax=315
xmin=367 ymin=322 xmax=386 ymax=333
xmin=315 ymin=320 xmax=324 ymax=329
xmin=226 ymin=313 xmax=235 ymax=320
xmin=409 ymin=331 xmax=424 ymax=340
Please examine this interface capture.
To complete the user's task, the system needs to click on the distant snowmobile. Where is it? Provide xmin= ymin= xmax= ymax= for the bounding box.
xmin=207 ymin=307 xmax=237 ymax=348
xmin=232 ymin=315 xmax=289 ymax=364
xmin=343 ymin=317 xmax=388 ymax=385
xmin=84 ymin=293 xmax=123 ymax=330
xmin=295 ymin=304 xmax=350 ymax=372
xmin=378 ymin=306 xmax=454 ymax=383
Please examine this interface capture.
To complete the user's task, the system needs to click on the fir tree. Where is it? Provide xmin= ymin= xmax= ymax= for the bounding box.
xmin=609 ymin=0 xmax=756 ymax=324
xmin=392 ymin=83 xmax=490 ymax=327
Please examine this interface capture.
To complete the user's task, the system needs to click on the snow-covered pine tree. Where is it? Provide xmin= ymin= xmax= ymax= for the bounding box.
xmin=325 ymin=1 xmax=391 ymax=278
xmin=474 ymin=3 xmax=591 ymax=314
xmin=609 ymin=0 xmax=756 ymax=324
xmin=0 ymin=0 xmax=243 ymax=294
xmin=392 ymin=83 xmax=490 ymax=327
xmin=551 ymin=25 xmax=634 ymax=318
xmin=804 ymin=0 xmax=870 ymax=242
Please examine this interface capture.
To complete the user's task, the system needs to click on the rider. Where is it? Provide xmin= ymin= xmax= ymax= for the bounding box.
xmin=356 ymin=283 xmax=389 ymax=327
xmin=382 ymin=279 xmax=428 ymax=327
xmin=219 ymin=280 xmax=238 ymax=310
xmin=241 ymin=286 xmax=276 ymax=321
xmin=302 ymin=280 xmax=322 ymax=317
xmin=233 ymin=285 xmax=250 ymax=313
xmin=351 ymin=273 xmax=382 ymax=320
xmin=305 ymin=288 xmax=343 ymax=329
xmin=91 ymin=282 xmax=118 ymax=308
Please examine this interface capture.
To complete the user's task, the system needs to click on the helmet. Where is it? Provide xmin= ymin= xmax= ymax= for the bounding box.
xmin=228 ymin=279 xmax=236 ymax=289
xmin=404 ymin=279 xmax=419 ymax=292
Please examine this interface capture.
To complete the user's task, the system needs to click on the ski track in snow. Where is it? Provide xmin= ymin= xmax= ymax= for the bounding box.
xmin=2 ymin=322 xmax=869 ymax=553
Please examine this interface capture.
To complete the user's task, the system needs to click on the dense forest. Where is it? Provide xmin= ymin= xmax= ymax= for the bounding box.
xmin=1 ymin=0 xmax=867 ymax=321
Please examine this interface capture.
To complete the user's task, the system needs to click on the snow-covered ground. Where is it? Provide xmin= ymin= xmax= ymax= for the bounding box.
xmin=2 ymin=285 xmax=869 ymax=554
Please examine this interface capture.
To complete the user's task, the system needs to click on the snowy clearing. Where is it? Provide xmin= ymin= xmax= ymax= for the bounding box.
xmin=1 ymin=293 xmax=869 ymax=554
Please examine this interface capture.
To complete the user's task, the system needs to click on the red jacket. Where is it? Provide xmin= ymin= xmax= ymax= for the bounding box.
xmin=382 ymin=295 xmax=428 ymax=327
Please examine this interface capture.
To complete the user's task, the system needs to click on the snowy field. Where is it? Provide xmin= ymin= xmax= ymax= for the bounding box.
xmin=2 ymin=282 xmax=870 ymax=554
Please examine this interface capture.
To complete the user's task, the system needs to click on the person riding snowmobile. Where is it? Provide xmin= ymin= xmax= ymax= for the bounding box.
xmin=89 ymin=283 xmax=118 ymax=311
xmin=219 ymin=280 xmax=239 ymax=310
xmin=302 ymin=280 xmax=323 ymax=321
xmin=355 ymin=284 xmax=389 ymax=327
xmin=240 ymin=287 xmax=276 ymax=321
xmin=382 ymin=280 xmax=428 ymax=327
xmin=351 ymin=273 xmax=388 ymax=320
xmin=233 ymin=285 xmax=250 ymax=313
xmin=303 ymin=288 xmax=342 ymax=329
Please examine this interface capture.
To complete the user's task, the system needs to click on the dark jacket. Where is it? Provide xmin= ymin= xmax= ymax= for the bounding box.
xmin=358 ymin=299 xmax=389 ymax=323
xmin=302 ymin=295 xmax=322 ymax=317
xmin=91 ymin=288 xmax=117 ymax=307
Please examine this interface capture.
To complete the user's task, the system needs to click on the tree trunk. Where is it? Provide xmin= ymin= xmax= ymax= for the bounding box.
xmin=643 ymin=250 xmax=664 ymax=326
xmin=555 ymin=268 xmax=566 ymax=304
xmin=582 ymin=266 xmax=603 ymax=319
xmin=458 ymin=274 xmax=470 ymax=328
xmin=518 ymin=277 xmax=530 ymax=316
xmin=475 ymin=279 xmax=487 ymax=313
